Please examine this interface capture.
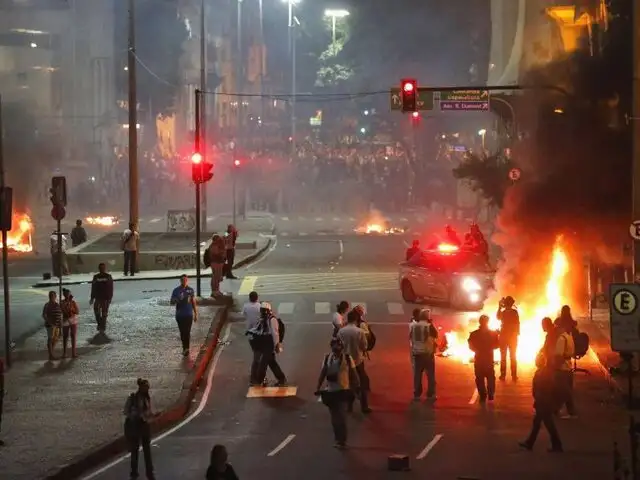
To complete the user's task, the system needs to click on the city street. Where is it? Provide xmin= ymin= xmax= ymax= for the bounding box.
xmin=84 ymin=232 xmax=625 ymax=480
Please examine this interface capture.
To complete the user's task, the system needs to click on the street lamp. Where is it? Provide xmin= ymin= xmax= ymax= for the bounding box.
xmin=324 ymin=8 xmax=349 ymax=44
xmin=478 ymin=129 xmax=487 ymax=149
xmin=282 ymin=0 xmax=300 ymax=159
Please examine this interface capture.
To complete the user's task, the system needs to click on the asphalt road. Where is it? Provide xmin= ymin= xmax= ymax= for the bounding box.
xmin=79 ymin=232 xmax=626 ymax=480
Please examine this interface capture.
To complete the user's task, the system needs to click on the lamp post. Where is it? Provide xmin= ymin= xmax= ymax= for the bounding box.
xmin=324 ymin=8 xmax=349 ymax=44
xmin=282 ymin=0 xmax=299 ymax=159
xmin=478 ymin=129 xmax=487 ymax=150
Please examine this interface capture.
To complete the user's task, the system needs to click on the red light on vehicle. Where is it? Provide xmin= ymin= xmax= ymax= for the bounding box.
xmin=191 ymin=153 xmax=202 ymax=164
xmin=412 ymin=111 xmax=419 ymax=119
xmin=234 ymin=159 xmax=241 ymax=167
xmin=403 ymin=82 xmax=414 ymax=93
xmin=437 ymin=243 xmax=459 ymax=253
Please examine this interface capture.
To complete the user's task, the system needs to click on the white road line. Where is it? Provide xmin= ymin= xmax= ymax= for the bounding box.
xmin=281 ymin=216 xmax=290 ymax=221
xmin=299 ymin=232 xmax=308 ymax=236
xmin=245 ymin=235 xmax=278 ymax=270
xmin=315 ymin=217 xmax=323 ymax=222
xmin=315 ymin=302 xmax=331 ymax=314
xmin=387 ymin=302 xmax=404 ymax=315
xmin=468 ymin=390 xmax=478 ymax=405
xmin=277 ymin=302 xmax=295 ymax=315
xmin=206 ymin=216 xmax=215 ymax=221
xmin=267 ymin=434 xmax=296 ymax=457
xmin=416 ymin=434 xmax=444 ymax=460
xmin=338 ymin=239 xmax=344 ymax=258
xmin=318 ymin=232 xmax=327 ymax=236
xmin=299 ymin=216 xmax=306 ymax=220
xmin=280 ymin=232 xmax=290 ymax=236
xmin=332 ymin=217 xmax=340 ymax=221
xmin=149 ymin=217 xmax=163 ymax=223
xmin=81 ymin=324 xmax=232 ymax=479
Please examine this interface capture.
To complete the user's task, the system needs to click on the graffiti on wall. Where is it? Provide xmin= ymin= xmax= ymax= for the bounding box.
xmin=154 ymin=253 xmax=196 ymax=270
xmin=166 ymin=209 xmax=196 ymax=232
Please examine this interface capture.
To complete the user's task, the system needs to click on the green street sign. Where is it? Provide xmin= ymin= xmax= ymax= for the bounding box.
xmin=390 ymin=88 xmax=434 ymax=111
xmin=440 ymin=89 xmax=489 ymax=102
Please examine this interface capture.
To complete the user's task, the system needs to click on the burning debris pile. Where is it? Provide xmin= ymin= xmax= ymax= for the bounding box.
xmin=0 ymin=213 xmax=33 ymax=253
xmin=85 ymin=216 xmax=120 ymax=227
xmin=354 ymin=209 xmax=406 ymax=235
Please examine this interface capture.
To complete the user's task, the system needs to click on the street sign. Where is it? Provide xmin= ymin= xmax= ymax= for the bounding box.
xmin=51 ymin=205 xmax=66 ymax=221
xmin=609 ymin=283 xmax=640 ymax=352
xmin=508 ymin=168 xmax=521 ymax=181
xmin=439 ymin=89 xmax=490 ymax=111
xmin=629 ymin=220 xmax=640 ymax=240
xmin=390 ymin=88 xmax=434 ymax=111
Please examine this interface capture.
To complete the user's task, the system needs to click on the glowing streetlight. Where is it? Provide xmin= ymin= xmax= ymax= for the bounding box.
xmin=478 ymin=129 xmax=487 ymax=149
xmin=324 ymin=8 xmax=350 ymax=43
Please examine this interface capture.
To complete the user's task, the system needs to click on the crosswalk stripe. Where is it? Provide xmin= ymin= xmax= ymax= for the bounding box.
xmin=207 ymin=216 xmax=215 ymax=221
xmin=149 ymin=217 xmax=163 ymax=223
xmin=247 ymin=273 xmax=396 ymax=295
xmin=315 ymin=217 xmax=322 ymax=222
xmin=315 ymin=302 xmax=331 ymax=314
xmin=332 ymin=217 xmax=341 ymax=221
xmin=277 ymin=302 xmax=295 ymax=315
xmin=281 ymin=216 xmax=289 ymax=221
xmin=281 ymin=232 xmax=290 ymax=236
xmin=299 ymin=232 xmax=308 ymax=236
xmin=237 ymin=276 xmax=258 ymax=295
xmin=388 ymin=302 xmax=404 ymax=315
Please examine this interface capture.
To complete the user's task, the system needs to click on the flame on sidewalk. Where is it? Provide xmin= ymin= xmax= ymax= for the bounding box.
xmin=0 ymin=213 xmax=33 ymax=252
xmin=443 ymin=235 xmax=570 ymax=364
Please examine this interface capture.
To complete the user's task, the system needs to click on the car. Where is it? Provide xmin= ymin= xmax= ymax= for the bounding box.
xmin=398 ymin=244 xmax=495 ymax=310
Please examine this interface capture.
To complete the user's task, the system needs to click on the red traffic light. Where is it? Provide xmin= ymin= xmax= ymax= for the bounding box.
xmin=400 ymin=78 xmax=417 ymax=112
xmin=234 ymin=159 xmax=241 ymax=167
xmin=191 ymin=152 xmax=203 ymax=164
xmin=403 ymin=82 xmax=414 ymax=93
xmin=411 ymin=111 xmax=419 ymax=119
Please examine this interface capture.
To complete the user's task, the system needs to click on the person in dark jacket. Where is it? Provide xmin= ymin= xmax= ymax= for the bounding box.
xmin=406 ymin=240 xmax=420 ymax=261
xmin=468 ymin=314 xmax=500 ymax=402
xmin=519 ymin=354 xmax=563 ymax=452
xmin=496 ymin=295 xmax=520 ymax=380
xmin=70 ymin=219 xmax=87 ymax=247
xmin=206 ymin=444 xmax=239 ymax=479
xmin=124 ymin=378 xmax=158 ymax=479
xmin=90 ymin=262 xmax=114 ymax=333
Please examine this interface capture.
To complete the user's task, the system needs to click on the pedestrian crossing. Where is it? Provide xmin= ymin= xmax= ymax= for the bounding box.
xmin=237 ymin=272 xmax=397 ymax=296
xmin=258 ymin=300 xmax=457 ymax=318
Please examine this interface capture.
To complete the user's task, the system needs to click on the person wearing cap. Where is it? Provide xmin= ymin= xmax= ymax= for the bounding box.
xmin=338 ymin=310 xmax=371 ymax=413
xmin=124 ymin=378 xmax=159 ymax=479
xmin=497 ymin=295 xmax=520 ymax=380
xmin=248 ymin=302 xmax=286 ymax=386
xmin=468 ymin=314 xmax=500 ymax=402
xmin=409 ymin=309 xmax=439 ymax=401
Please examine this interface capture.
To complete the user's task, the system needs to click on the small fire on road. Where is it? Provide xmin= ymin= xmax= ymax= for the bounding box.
xmin=0 ymin=213 xmax=33 ymax=252
xmin=85 ymin=216 xmax=120 ymax=227
xmin=355 ymin=210 xmax=406 ymax=235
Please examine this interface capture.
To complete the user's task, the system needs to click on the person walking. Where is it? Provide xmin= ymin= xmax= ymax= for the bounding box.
xmin=61 ymin=288 xmax=80 ymax=358
xmin=315 ymin=337 xmax=360 ymax=449
xmin=90 ymin=263 xmax=114 ymax=333
xmin=553 ymin=308 xmax=577 ymax=419
xmin=121 ymin=223 xmax=140 ymax=276
xmin=338 ymin=310 xmax=371 ymax=413
xmin=496 ymin=295 xmax=520 ymax=380
xmin=248 ymin=302 xmax=287 ymax=387
xmin=242 ymin=291 xmax=263 ymax=385
xmin=42 ymin=291 xmax=63 ymax=361
xmin=468 ymin=314 xmax=500 ymax=403
xmin=409 ymin=309 xmax=439 ymax=401
xmin=519 ymin=354 xmax=563 ymax=452
xmin=206 ymin=444 xmax=239 ymax=479
xmin=332 ymin=301 xmax=349 ymax=338
xmin=70 ymin=219 xmax=87 ymax=247
xmin=124 ymin=378 xmax=158 ymax=479
xmin=170 ymin=275 xmax=198 ymax=356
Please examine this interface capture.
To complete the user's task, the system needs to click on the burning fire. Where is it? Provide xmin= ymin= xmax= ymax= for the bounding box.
xmin=443 ymin=236 xmax=570 ymax=365
xmin=355 ymin=209 xmax=405 ymax=235
xmin=0 ymin=213 xmax=33 ymax=252
xmin=85 ymin=216 xmax=119 ymax=227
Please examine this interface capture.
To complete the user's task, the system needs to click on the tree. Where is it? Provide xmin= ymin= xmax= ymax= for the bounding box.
xmin=315 ymin=40 xmax=354 ymax=88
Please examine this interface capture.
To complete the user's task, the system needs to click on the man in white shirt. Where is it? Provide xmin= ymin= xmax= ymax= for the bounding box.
xmin=121 ymin=223 xmax=140 ymax=276
xmin=332 ymin=301 xmax=349 ymax=337
xmin=242 ymin=291 xmax=262 ymax=384
xmin=409 ymin=309 xmax=438 ymax=400
xmin=338 ymin=310 xmax=371 ymax=413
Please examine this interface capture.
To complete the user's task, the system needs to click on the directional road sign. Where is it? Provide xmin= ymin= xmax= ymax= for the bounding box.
xmin=390 ymin=88 xmax=434 ymax=111
xmin=629 ymin=220 xmax=640 ymax=240
xmin=440 ymin=89 xmax=490 ymax=112
xmin=609 ymin=283 xmax=640 ymax=352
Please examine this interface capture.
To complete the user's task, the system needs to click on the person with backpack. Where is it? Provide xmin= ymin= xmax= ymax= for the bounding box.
xmin=468 ymin=314 xmax=499 ymax=403
xmin=553 ymin=306 xmax=577 ymax=419
xmin=123 ymin=378 xmax=158 ymax=479
xmin=410 ymin=309 xmax=439 ymax=401
xmin=249 ymin=302 xmax=287 ymax=387
xmin=353 ymin=304 xmax=377 ymax=355
xmin=332 ymin=301 xmax=350 ymax=338
xmin=338 ymin=310 xmax=371 ymax=414
xmin=315 ymin=337 xmax=361 ymax=449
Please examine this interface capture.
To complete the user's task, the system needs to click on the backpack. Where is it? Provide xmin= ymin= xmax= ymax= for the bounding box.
xmin=573 ymin=331 xmax=590 ymax=358
xmin=203 ymin=246 xmax=211 ymax=267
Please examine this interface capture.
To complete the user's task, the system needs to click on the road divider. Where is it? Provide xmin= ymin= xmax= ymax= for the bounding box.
xmin=267 ymin=434 xmax=296 ymax=457
xmin=416 ymin=433 xmax=444 ymax=460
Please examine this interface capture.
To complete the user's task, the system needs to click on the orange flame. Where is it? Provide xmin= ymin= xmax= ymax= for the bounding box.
xmin=443 ymin=235 xmax=570 ymax=364
xmin=355 ymin=209 xmax=405 ymax=234
xmin=85 ymin=216 xmax=119 ymax=226
xmin=0 ymin=213 xmax=33 ymax=252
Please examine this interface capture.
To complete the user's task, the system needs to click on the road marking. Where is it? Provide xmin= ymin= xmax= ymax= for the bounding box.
xmin=277 ymin=302 xmax=295 ymax=315
xmin=280 ymin=232 xmax=290 ymax=236
xmin=318 ymin=232 xmax=327 ymax=236
xmin=238 ymin=276 xmax=258 ymax=295
xmin=247 ymin=386 xmax=298 ymax=398
xmin=81 ymin=324 xmax=232 ymax=479
xmin=315 ymin=302 xmax=331 ymax=314
xmin=244 ymin=235 xmax=278 ymax=270
xmin=299 ymin=232 xmax=308 ymax=236
xmin=315 ymin=217 xmax=323 ymax=222
xmin=349 ymin=217 xmax=356 ymax=221
xmin=149 ymin=217 xmax=163 ymax=223
xmin=468 ymin=390 xmax=478 ymax=405
xmin=332 ymin=217 xmax=340 ymax=221
xmin=281 ymin=216 xmax=290 ymax=221
xmin=387 ymin=302 xmax=404 ymax=315
xmin=338 ymin=239 xmax=344 ymax=255
xmin=299 ymin=216 xmax=306 ymax=220
xmin=267 ymin=434 xmax=296 ymax=457
xmin=416 ymin=434 xmax=444 ymax=460
xmin=206 ymin=216 xmax=215 ymax=221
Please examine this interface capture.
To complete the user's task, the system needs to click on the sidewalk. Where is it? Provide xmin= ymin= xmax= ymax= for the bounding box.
xmin=0 ymin=297 xmax=230 ymax=479
xmin=32 ymin=235 xmax=272 ymax=287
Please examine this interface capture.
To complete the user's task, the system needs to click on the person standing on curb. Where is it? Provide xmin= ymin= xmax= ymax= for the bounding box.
xmin=170 ymin=274 xmax=198 ymax=356
xmin=224 ymin=224 xmax=239 ymax=280
xmin=207 ymin=234 xmax=226 ymax=297
xmin=0 ymin=357 xmax=5 ymax=447
xmin=90 ymin=263 xmax=114 ymax=333
xmin=124 ymin=378 xmax=158 ymax=479
xmin=121 ymin=222 xmax=140 ymax=276
xmin=42 ymin=291 xmax=63 ymax=361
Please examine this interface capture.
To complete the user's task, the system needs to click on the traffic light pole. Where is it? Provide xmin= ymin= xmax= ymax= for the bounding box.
xmin=194 ymin=89 xmax=202 ymax=298
xmin=56 ymin=218 xmax=62 ymax=300
xmin=0 ymin=96 xmax=11 ymax=367
xmin=199 ymin=0 xmax=208 ymax=232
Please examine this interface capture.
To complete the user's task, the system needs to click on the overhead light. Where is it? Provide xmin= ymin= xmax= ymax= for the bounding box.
xmin=478 ymin=129 xmax=487 ymax=136
xmin=11 ymin=29 xmax=47 ymax=35
xmin=30 ymin=42 xmax=37 ymax=48
xmin=324 ymin=9 xmax=350 ymax=18
xmin=124 ymin=66 xmax=128 ymax=71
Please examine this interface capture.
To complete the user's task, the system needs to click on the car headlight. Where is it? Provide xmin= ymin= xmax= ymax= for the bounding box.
xmin=461 ymin=277 xmax=482 ymax=292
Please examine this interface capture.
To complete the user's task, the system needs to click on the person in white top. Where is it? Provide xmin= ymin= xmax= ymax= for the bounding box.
xmin=248 ymin=302 xmax=287 ymax=386
xmin=242 ymin=291 xmax=262 ymax=384
xmin=121 ymin=223 xmax=140 ymax=276
xmin=332 ymin=301 xmax=349 ymax=337
xmin=49 ymin=231 xmax=69 ymax=277
xmin=409 ymin=309 xmax=439 ymax=401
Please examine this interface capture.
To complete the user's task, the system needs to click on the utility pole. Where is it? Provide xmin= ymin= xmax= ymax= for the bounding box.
xmin=194 ymin=90 xmax=203 ymax=297
xmin=127 ymin=0 xmax=139 ymax=228
xmin=633 ymin=0 xmax=640 ymax=280
xmin=200 ymin=0 xmax=208 ymax=232
xmin=0 ymin=97 xmax=10 ymax=367
xmin=288 ymin=5 xmax=297 ymax=159
xmin=259 ymin=0 xmax=265 ymax=152
xmin=236 ymin=0 xmax=243 ymax=150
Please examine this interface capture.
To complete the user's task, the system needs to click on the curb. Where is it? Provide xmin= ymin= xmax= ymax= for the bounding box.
xmin=31 ymin=237 xmax=273 ymax=288
xmin=44 ymin=306 xmax=231 ymax=480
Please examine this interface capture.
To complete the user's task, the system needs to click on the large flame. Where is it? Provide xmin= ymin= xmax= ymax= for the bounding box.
xmin=0 ymin=213 xmax=33 ymax=252
xmin=85 ymin=216 xmax=119 ymax=227
xmin=443 ymin=235 xmax=570 ymax=364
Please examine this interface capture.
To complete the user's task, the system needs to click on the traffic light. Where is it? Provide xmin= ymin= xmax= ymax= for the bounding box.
xmin=191 ymin=153 xmax=214 ymax=184
xmin=202 ymin=162 xmax=214 ymax=182
xmin=50 ymin=176 xmax=67 ymax=206
xmin=411 ymin=111 xmax=420 ymax=125
xmin=401 ymin=78 xmax=417 ymax=112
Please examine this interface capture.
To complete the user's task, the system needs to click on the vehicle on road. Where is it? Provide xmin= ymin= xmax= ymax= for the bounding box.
xmin=398 ymin=243 xmax=495 ymax=310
